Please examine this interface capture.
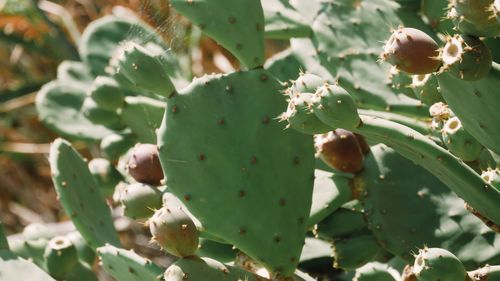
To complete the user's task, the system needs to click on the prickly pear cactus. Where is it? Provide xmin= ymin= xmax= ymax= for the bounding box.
xmin=158 ymin=69 xmax=314 ymax=276
xmin=14 ymin=0 xmax=500 ymax=280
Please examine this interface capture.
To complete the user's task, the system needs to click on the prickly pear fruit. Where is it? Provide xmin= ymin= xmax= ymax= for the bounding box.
xmin=44 ymin=236 xmax=78 ymax=279
xmin=448 ymin=0 xmax=500 ymax=37
xmin=127 ymin=143 xmax=164 ymax=186
xmin=429 ymin=102 xmax=453 ymax=133
xmin=412 ymin=247 xmax=467 ymax=281
xmin=311 ymin=84 xmax=360 ymax=130
xmin=442 ymin=117 xmax=483 ymax=162
xmin=148 ymin=193 xmax=199 ymax=257
xmin=411 ymin=74 xmax=444 ymax=105
xmin=281 ymin=73 xmax=332 ymax=134
xmin=282 ymin=93 xmax=332 ymax=135
xmin=88 ymin=158 xmax=123 ymax=197
xmin=289 ymin=73 xmax=325 ymax=94
xmin=112 ymin=41 xmax=175 ymax=98
xmin=354 ymin=262 xmax=400 ymax=281
xmin=380 ymin=27 xmax=441 ymax=75
xmin=481 ymin=168 xmax=500 ymax=189
xmin=441 ymin=35 xmax=492 ymax=81
xmin=88 ymin=76 xmax=124 ymax=111
xmin=120 ymin=183 xmax=162 ymax=220
xmin=314 ymin=129 xmax=365 ymax=173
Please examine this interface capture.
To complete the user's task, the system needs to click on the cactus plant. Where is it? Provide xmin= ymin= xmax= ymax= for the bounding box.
xmin=6 ymin=0 xmax=500 ymax=280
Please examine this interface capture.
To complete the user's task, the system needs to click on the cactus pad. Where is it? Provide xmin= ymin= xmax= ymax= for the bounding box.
xmin=97 ymin=245 xmax=163 ymax=281
xmin=170 ymin=0 xmax=265 ymax=68
xmin=49 ymin=139 xmax=121 ymax=248
xmin=158 ymin=69 xmax=314 ymax=276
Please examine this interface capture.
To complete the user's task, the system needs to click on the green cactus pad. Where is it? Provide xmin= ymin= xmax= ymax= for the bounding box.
xmin=82 ymin=97 xmax=123 ymax=129
xmin=264 ymin=49 xmax=304 ymax=83
xmin=0 ymin=250 xmax=56 ymax=281
xmin=57 ymin=61 xmax=93 ymax=85
xmin=262 ymin=0 xmax=311 ymax=39
xmin=356 ymin=144 xmax=500 ymax=265
xmin=49 ymin=139 xmax=121 ymax=248
xmin=36 ymin=81 xmax=115 ymax=141
xmin=97 ymin=245 xmax=163 ymax=281
xmin=164 ymin=256 xmax=266 ymax=281
xmin=121 ymin=96 xmax=166 ymax=143
xmin=316 ymin=208 xmax=368 ymax=241
xmin=332 ymin=234 xmax=382 ymax=270
xmin=88 ymin=158 xmax=124 ymax=197
xmin=100 ymin=132 xmax=136 ymax=160
xmin=89 ymin=76 xmax=125 ymax=111
xmin=438 ymin=68 xmax=500 ymax=155
xmin=308 ymin=169 xmax=353 ymax=227
xmin=112 ymin=41 xmax=175 ymax=98
xmin=158 ymin=69 xmax=314 ymax=276
xmin=353 ymin=116 xmax=500 ymax=226
xmin=66 ymin=261 xmax=99 ymax=281
xmin=7 ymin=237 xmax=48 ymax=269
xmin=308 ymin=0 xmax=434 ymax=117
xmin=196 ymin=238 xmax=237 ymax=263
xmin=171 ymin=0 xmax=265 ymax=68
xmin=78 ymin=16 xmax=166 ymax=76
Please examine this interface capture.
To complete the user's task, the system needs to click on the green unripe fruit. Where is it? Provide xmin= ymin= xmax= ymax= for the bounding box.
xmin=354 ymin=262 xmax=400 ymax=281
xmin=381 ymin=27 xmax=441 ymax=75
xmin=311 ymin=84 xmax=360 ymax=130
xmin=88 ymin=76 xmax=124 ymax=111
xmin=332 ymin=234 xmax=381 ymax=270
xmin=481 ymin=168 xmax=500 ymax=189
xmin=442 ymin=117 xmax=483 ymax=161
xmin=448 ymin=0 xmax=500 ymax=37
xmin=411 ymin=74 xmax=444 ymax=105
xmin=314 ymin=129 xmax=365 ymax=173
xmin=100 ymin=132 xmax=135 ymax=160
xmin=127 ymin=143 xmax=164 ymax=186
xmin=282 ymin=93 xmax=332 ymax=135
xmin=120 ymin=182 xmax=163 ymax=220
xmin=148 ymin=194 xmax=199 ymax=257
xmin=44 ymin=236 xmax=79 ymax=279
xmin=413 ymin=247 xmax=467 ymax=281
xmin=442 ymin=35 xmax=492 ymax=81
xmin=288 ymin=73 xmax=325 ymax=95
xmin=88 ymin=158 xmax=124 ymax=197
xmin=112 ymin=41 xmax=175 ymax=98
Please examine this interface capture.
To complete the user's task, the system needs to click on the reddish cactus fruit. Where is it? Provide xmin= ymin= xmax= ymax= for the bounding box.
xmin=127 ymin=143 xmax=164 ymax=185
xmin=381 ymin=27 xmax=441 ymax=75
xmin=315 ymin=129 xmax=365 ymax=174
